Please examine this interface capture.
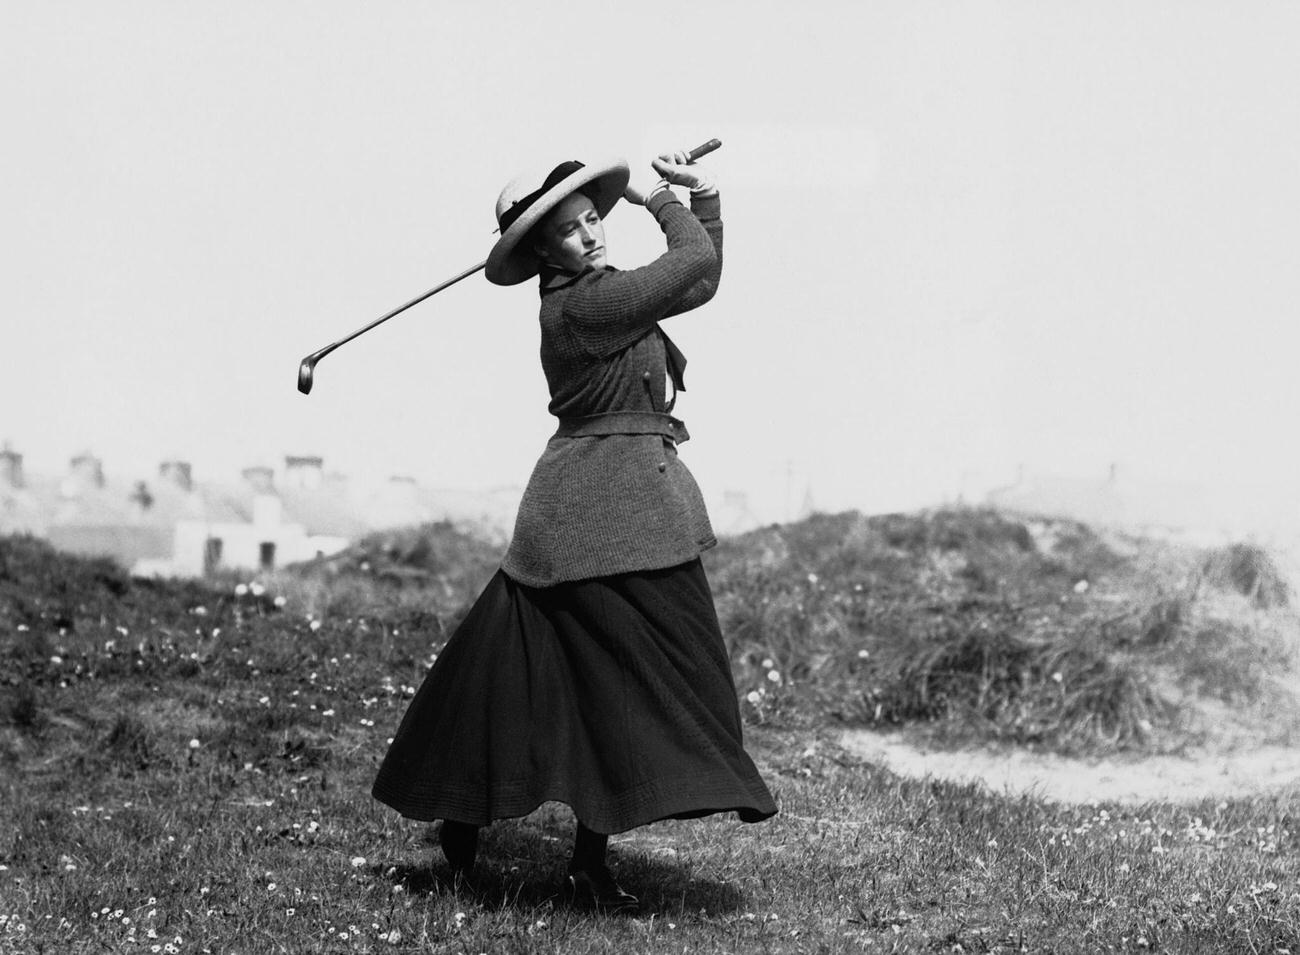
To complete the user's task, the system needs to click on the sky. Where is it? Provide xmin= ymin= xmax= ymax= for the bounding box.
xmin=4 ymin=1 xmax=1299 ymax=529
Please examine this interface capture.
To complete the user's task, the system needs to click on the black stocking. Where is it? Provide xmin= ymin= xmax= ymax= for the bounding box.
xmin=569 ymin=822 xmax=608 ymax=872
xmin=439 ymin=820 xmax=479 ymax=871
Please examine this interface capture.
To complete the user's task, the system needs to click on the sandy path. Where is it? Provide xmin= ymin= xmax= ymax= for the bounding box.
xmin=840 ymin=728 xmax=1300 ymax=805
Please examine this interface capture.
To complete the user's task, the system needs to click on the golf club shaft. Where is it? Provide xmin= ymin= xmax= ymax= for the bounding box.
xmin=325 ymin=258 xmax=484 ymax=360
xmin=297 ymin=259 xmax=485 ymax=393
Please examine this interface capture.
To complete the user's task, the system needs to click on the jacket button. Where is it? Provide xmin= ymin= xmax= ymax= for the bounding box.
xmin=642 ymin=370 xmax=652 ymax=381
xmin=657 ymin=462 xmax=667 ymax=473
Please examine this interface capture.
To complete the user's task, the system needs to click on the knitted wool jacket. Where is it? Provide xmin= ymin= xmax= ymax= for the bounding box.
xmin=501 ymin=189 xmax=723 ymax=587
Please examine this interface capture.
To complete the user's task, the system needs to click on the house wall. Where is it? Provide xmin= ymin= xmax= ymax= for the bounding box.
xmin=168 ymin=517 xmax=347 ymax=576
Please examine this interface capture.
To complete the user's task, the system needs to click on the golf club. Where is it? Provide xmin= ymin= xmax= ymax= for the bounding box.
xmin=296 ymin=137 xmax=722 ymax=395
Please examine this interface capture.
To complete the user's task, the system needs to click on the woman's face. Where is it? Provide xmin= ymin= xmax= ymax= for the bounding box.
xmin=535 ymin=192 xmax=607 ymax=273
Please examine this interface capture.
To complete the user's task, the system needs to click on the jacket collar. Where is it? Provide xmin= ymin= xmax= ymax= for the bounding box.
xmin=539 ymin=263 xmax=611 ymax=294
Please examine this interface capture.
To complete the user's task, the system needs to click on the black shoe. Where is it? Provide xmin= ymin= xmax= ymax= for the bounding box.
xmin=566 ymin=864 xmax=640 ymax=915
xmin=438 ymin=821 xmax=478 ymax=875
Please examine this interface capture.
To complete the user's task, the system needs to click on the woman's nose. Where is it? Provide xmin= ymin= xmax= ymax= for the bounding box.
xmin=579 ymin=225 xmax=597 ymax=245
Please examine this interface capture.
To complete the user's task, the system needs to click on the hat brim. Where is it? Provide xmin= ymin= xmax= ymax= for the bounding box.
xmin=485 ymin=159 xmax=630 ymax=286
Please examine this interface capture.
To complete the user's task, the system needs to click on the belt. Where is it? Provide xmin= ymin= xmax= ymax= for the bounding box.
xmin=554 ymin=411 xmax=690 ymax=443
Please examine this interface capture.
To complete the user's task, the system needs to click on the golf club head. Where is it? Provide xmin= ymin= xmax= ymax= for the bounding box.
xmin=297 ymin=358 xmax=316 ymax=395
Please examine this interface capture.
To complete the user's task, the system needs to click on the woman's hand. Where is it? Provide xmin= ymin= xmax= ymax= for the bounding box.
xmin=651 ymin=149 xmax=716 ymax=195
xmin=623 ymin=164 xmax=670 ymax=206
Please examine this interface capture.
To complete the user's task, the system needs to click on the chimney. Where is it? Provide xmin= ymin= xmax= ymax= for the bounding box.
xmin=283 ymin=455 xmax=324 ymax=491
xmin=64 ymin=452 xmax=105 ymax=496
xmin=387 ymin=474 xmax=418 ymax=502
xmin=242 ymin=465 xmax=275 ymax=494
xmin=159 ymin=460 xmax=193 ymax=493
xmin=0 ymin=445 xmax=23 ymax=490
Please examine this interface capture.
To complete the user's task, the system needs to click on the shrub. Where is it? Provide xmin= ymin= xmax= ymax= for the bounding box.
xmin=1202 ymin=543 xmax=1291 ymax=608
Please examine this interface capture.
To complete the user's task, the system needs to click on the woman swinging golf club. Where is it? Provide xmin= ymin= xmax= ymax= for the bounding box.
xmin=371 ymin=145 xmax=776 ymax=913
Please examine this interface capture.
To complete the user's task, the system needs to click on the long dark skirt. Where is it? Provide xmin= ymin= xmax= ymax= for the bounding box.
xmin=371 ymin=558 xmax=777 ymax=834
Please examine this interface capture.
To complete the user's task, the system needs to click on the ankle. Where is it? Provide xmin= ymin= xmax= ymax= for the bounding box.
xmin=569 ymin=822 xmax=608 ymax=873
xmin=439 ymin=821 xmax=479 ymax=871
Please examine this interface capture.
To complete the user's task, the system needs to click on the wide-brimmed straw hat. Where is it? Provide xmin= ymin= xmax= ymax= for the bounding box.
xmin=485 ymin=157 xmax=630 ymax=286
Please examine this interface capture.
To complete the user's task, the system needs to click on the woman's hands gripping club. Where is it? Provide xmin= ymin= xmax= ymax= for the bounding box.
xmin=624 ymin=138 xmax=721 ymax=206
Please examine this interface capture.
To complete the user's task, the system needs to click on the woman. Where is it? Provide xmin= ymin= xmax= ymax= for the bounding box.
xmin=372 ymin=147 xmax=776 ymax=913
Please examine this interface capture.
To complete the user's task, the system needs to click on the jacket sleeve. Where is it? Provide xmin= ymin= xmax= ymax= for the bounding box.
xmin=663 ymin=192 xmax=723 ymax=318
xmin=563 ymin=192 xmax=718 ymax=358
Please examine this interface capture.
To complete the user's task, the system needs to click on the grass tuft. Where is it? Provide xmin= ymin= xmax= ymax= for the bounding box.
xmin=7 ymin=681 xmax=42 ymax=730
xmin=106 ymin=712 xmax=153 ymax=770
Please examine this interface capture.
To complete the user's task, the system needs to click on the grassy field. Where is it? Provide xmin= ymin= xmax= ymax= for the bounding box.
xmin=3 ymin=510 xmax=1299 ymax=953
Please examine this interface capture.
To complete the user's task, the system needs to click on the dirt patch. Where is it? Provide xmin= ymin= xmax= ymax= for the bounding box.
xmin=837 ymin=732 xmax=1300 ymax=805
xmin=840 ymin=727 xmax=1300 ymax=804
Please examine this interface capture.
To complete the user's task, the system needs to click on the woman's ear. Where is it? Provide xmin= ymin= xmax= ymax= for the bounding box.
xmin=532 ymin=240 xmax=550 ymax=263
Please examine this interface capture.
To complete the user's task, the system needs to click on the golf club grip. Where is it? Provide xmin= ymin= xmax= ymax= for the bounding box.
xmin=687 ymin=138 xmax=722 ymax=162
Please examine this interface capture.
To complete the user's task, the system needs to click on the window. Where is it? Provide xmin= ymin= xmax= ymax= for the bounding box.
xmin=204 ymin=537 xmax=223 ymax=575
xmin=259 ymin=541 xmax=276 ymax=571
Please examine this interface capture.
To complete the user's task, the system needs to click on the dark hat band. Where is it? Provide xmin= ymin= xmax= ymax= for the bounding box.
xmin=497 ymin=160 xmax=585 ymax=235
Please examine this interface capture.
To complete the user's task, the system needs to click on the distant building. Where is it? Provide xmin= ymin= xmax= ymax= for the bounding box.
xmin=151 ymin=459 xmax=359 ymax=576
xmin=1 ymin=446 xmax=518 ymax=577
xmin=164 ymin=490 xmax=348 ymax=577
